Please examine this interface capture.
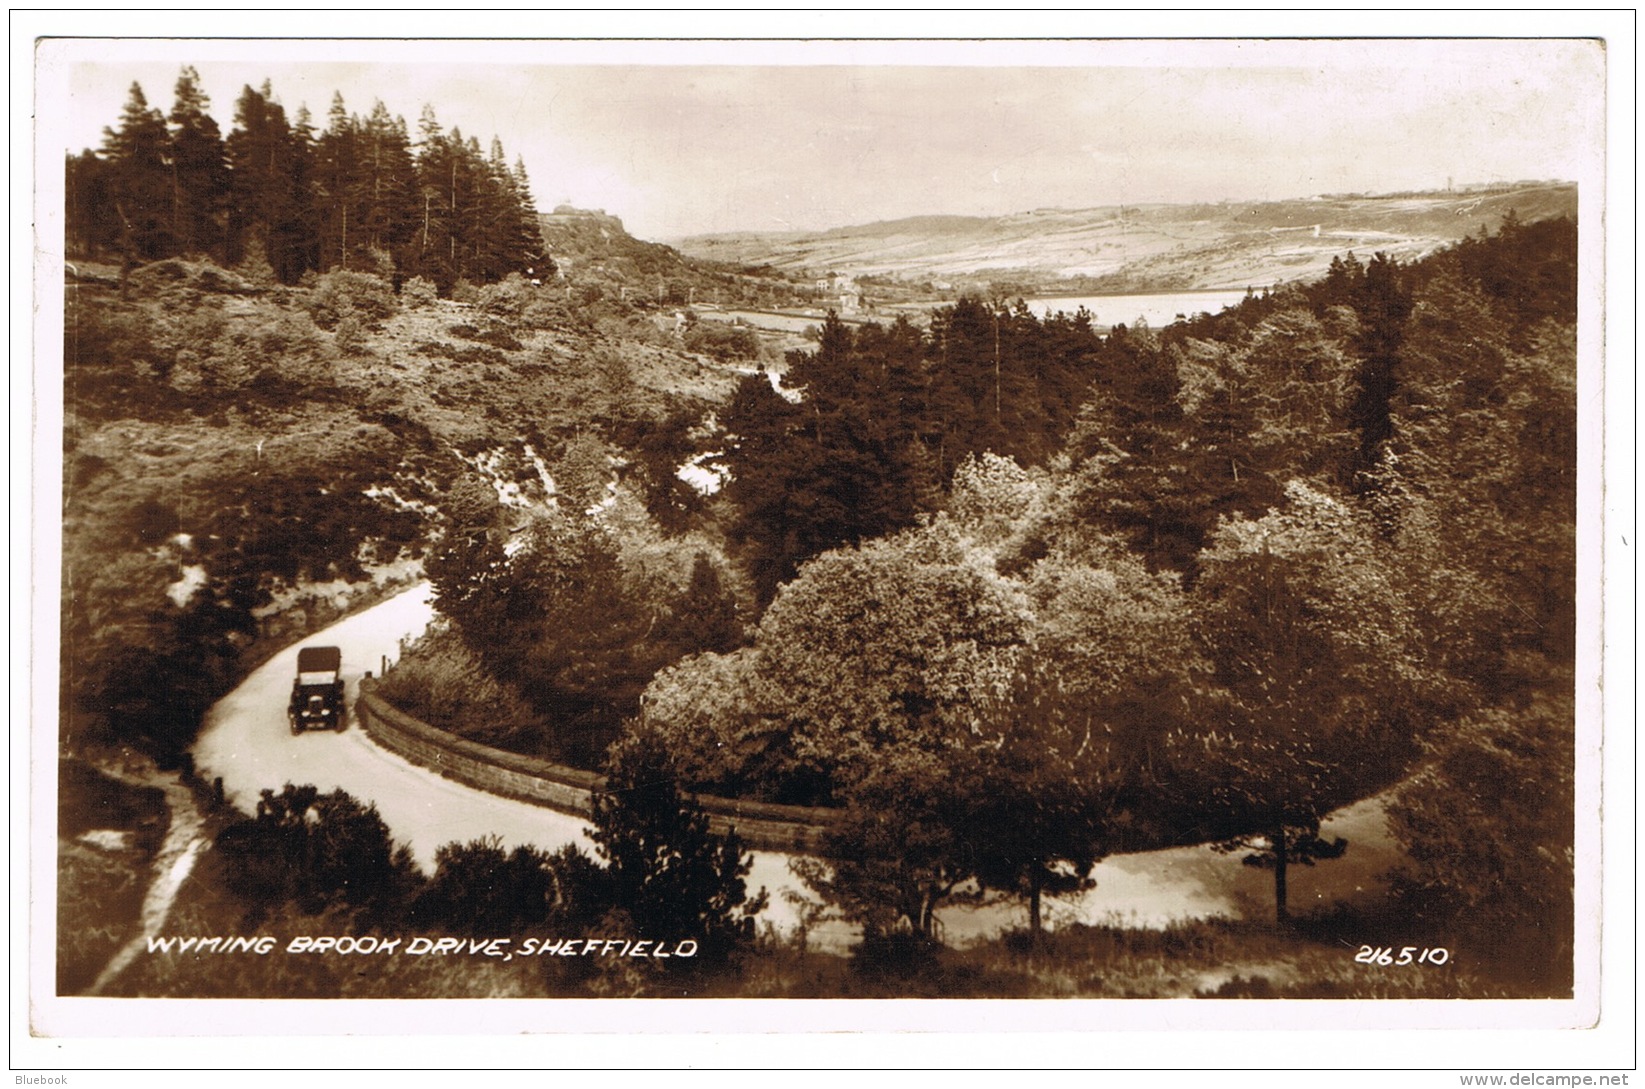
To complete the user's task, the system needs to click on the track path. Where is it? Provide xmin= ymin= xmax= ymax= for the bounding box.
xmin=84 ymin=770 xmax=207 ymax=995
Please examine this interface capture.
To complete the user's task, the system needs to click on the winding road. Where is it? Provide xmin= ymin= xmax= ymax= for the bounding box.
xmin=192 ymin=583 xmax=1401 ymax=950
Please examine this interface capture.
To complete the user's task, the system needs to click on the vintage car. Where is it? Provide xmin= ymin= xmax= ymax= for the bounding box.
xmin=288 ymin=646 xmax=346 ymax=733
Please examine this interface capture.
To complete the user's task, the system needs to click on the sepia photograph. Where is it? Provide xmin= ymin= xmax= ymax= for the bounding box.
xmin=19 ymin=15 xmax=1632 ymax=1071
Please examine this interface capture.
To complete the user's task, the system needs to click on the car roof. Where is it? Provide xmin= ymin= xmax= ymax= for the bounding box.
xmin=296 ymin=646 xmax=342 ymax=672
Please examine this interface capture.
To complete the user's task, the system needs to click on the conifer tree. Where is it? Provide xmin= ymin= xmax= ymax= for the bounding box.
xmin=315 ymin=92 xmax=362 ymax=270
xmin=99 ymin=82 xmax=174 ymax=266
xmin=358 ymin=101 xmax=418 ymax=272
xmin=512 ymin=154 xmax=549 ymax=278
xmin=166 ymin=66 xmax=229 ymax=262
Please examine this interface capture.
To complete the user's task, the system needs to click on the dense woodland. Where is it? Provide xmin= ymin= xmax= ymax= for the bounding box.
xmin=59 ymin=74 xmax=1579 ymax=994
xmin=66 ymin=70 xmax=547 ymax=290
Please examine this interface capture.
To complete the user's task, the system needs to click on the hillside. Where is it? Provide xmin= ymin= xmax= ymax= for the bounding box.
xmin=59 ymin=255 xmax=767 ymax=766
xmin=539 ymin=205 xmax=814 ymax=310
xmin=672 ymin=182 xmax=1577 ymax=293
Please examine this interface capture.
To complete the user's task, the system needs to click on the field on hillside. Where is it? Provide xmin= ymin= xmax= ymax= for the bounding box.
xmin=674 ymin=182 xmax=1577 ymax=292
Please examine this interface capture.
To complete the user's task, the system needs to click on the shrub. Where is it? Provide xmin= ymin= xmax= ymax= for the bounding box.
xmin=307 ymin=270 xmax=398 ymax=330
xmin=401 ymin=276 xmax=438 ymax=308
xmin=373 ymin=626 xmax=542 ymax=749
xmin=683 ymin=320 xmax=759 ymax=362
xmin=213 ymin=785 xmax=421 ymax=927
xmin=447 ymin=323 xmax=524 ymax=351
xmin=234 ymin=239 xmax=278 ymax=288
xmin=522 ymin=294 xmax=570 ymax=330
xmin=475 ymin=273 xmax=537 ymax=320
xmin=412 ymin=837 xmax=609 ymax=938
xmin=364 ymin=246 xmax=397 ymax=281
xmin=334 ymin=315 xmax=368 ymax=357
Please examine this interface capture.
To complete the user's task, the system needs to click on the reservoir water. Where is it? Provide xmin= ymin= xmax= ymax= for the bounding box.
xmin=721 ymin=289 xmax=1259 ymax=335
xmin=1024 ymin=289 xmax=1253 ymax=327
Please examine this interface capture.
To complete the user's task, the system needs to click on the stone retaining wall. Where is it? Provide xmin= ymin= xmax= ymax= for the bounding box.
xmin=355 ymin=683 xmax=839 ymax=854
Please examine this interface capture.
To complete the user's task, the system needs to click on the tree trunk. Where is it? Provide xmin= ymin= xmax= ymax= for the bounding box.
xmin=114 ymin=199 xmax=135 ymax=301
xmin=1273 ymin=824 xmax=1289 ymax=925
xmin=1029 ymin=866 xmax=1043 ymax=935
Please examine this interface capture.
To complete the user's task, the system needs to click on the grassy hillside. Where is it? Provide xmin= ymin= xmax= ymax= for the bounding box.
xmin=672 ymin=181 xmax=1577 ymax=293
xmin=59 ymin=254 xmax=759 ymax=764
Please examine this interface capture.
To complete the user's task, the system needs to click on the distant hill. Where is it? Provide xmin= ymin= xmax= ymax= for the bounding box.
xmin=540 ymin=206 xmax=806 ymax=309
xmin=670 ymin=182 xmax=1578 ymax=293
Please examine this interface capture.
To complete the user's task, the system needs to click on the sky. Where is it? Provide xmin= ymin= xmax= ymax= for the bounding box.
xmin=43 ymin=37 xmax=1605 ymax=242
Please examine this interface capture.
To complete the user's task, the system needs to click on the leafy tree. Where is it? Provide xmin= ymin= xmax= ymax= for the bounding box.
xmin=1178 ymin=482 xmax=1433 ymax=923
xmin=1020 ymin=535 xmax=1203 ymax=846
xmin=795 ymin=674 xmax=1109 ymax=945
xmin=964 ymin=666 xmax=1110 ymax=935
xmin=793 ymin=755 xmax=980 ymax=949
xmin=636 ymin=523 xmax=1034 ymax=806
xmin=753 ymin=529 xmax=1033 ymax=799
xmin=1385 ymin=693 xmax=1574 ymax=992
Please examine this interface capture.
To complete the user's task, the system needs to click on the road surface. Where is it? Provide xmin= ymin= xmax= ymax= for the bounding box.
xmin=193 ymin=583 xmax=1400 ymax=949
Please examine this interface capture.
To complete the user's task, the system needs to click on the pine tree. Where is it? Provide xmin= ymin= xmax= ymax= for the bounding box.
xmin=99 ymin=82 xmax=174 ymax=267
xmin=1349 ymin=252 xmax=1412 ymax=476
xmin=226 ymin=83 xmax=322 ymax=283
xmin=358 ymin=101 xmax=418 ymax=274
xmin=315 ymin=92 xmax=362 ymax=270
xmin=512 ymin=154 xmax=549 ymax=278
xmin=284 ymin=104 xmax=321 ymax=280
xmin=592 ymin=738 xmax=767 ymax=969
xmin=65 ymin=149 xmax=118 ymax=259
xmin=226 ymin=82 xmax=281 ymax=270
xmin=166 ymin=66 xmax=229 ymax=262
xmin=412 ymin=106 xmax=457 ymax=289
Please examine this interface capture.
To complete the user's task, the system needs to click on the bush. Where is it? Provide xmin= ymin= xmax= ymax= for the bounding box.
xmin=234 ymin=240 xmax=279 ymax=288
xmin=447 ymin=323 xmax=524 ymax=351
xmin=373 ymin=626 xmax=542 ymax=749
xmin=475 ymin=273 xmax=537 ymax=320
xmin=307 ymin=270 xmax=398 ymax=330
xmin=334 ymin=315 xmax=368 ymax=356
xmin=213 ymin=784 xmax=421 ymax=927
xmin=683 ymin=320 xmax=759 ymax=362
xmin=412 ymin=837 xmax=609 ymax=938
xmin=401 ymin=276 xmax=438 ymax=308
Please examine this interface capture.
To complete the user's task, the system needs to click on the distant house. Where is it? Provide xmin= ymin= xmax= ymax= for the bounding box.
xmin=816 ymin=271 xmax=862 ymax=314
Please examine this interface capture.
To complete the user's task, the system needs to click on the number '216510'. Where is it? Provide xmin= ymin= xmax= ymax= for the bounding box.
xmin=1355 ymin=945 xmax=1450 ymax=966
